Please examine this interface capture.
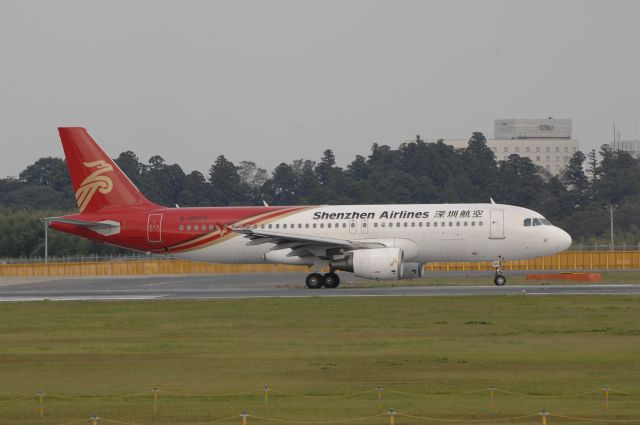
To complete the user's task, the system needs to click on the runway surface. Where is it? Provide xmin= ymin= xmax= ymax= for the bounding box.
xmin=0 ymin=272 xmax=639 ymax=301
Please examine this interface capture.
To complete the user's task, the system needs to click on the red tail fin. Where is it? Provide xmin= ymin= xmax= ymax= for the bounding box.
xmin=58 ymin=127 xmax=157 ymax=213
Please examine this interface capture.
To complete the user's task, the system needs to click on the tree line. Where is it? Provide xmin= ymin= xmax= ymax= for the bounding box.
xmin=1 ymin=132 xmax=639 ymax=258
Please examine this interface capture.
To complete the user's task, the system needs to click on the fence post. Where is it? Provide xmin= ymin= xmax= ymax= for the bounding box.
xmin=37 ymin=389 xmax=45 ymax=418
xmin=241 ymin=411 xmax=248 ymax=425
xmin=539 ymin=410 xmax=549 ymax=425
xmin=488 ymin=386 xmax=496 ymax=408
xmin=263 ymin=385 xmax=270 ymax=408
xmin=603 ymin=385 xmax=609 ymax=411
xmin=388 ymin=408 xmax=396 ymax=425
xmin=376 ymin=385 xmax=384 ymax=409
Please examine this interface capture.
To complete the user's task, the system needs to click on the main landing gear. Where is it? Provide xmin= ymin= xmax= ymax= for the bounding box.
xmin=493 ymin=260 xmax=506 ymax=286
xmin=305 ymin=272 xmax=341 ymax=289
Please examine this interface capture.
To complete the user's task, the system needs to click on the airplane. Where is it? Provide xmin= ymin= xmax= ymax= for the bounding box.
xmin=48 ymin=128 xmax=572 ymax=288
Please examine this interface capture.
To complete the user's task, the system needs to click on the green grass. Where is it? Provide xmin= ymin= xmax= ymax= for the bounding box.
xmin=343 ymin=270 xmax=640 ymax=287
xmin=1 ymin=296 xmax=640 ymax=424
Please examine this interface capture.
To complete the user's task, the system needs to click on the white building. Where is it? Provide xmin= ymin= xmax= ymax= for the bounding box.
xmin=442 ymin=118 xmax=580 ymax=175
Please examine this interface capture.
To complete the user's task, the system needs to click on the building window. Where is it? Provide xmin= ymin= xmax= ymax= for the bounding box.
xmin=546 ymin=156 xmax=550 ymax=161
xmin=503 ymin=146 xmax=508 ymax=152
xmin=536 ymin=156 xmax=540 ymax=161
xmin=526 ymin=147 xmax=530 ymax=153
xmin=515 ymin=147 xmax=520 ymax=153
xmin=555 ymin=147 xmax=560 ymax=153
xmin=546 ymin=147 xmax=550 ymax=153
xmin=564 ymin=147 xmax=568 ymax=153
xmin=536 ymin=147 xmax=540 ymax=152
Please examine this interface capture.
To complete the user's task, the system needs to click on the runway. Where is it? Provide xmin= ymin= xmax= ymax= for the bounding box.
xmin=0 ymin=272 xmax=639 ymax=301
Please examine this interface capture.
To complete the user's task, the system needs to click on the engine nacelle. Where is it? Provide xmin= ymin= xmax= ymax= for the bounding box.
xmin=401 ymin=262 xmax=424 ymax=279
xmin=352 ymin=247 xmax=404 ymax=280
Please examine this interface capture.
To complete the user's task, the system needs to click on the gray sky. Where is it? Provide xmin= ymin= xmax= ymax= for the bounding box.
xmin=1 ymin=0 xmax=639 ymax=178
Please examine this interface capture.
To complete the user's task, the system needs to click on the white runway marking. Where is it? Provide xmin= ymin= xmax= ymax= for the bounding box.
xmin=0 ymin=295 xmax=163 ymax=302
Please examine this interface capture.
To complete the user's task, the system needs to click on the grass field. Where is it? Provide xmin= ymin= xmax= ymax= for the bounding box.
xmin=1 ymin=296 xmax=640 ymax=424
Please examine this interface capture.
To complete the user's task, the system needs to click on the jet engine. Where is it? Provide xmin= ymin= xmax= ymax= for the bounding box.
xmin=401 ymin=262 xmax=424 ymax=279
xmin=350 ymin=247 xmax=404 ymax=280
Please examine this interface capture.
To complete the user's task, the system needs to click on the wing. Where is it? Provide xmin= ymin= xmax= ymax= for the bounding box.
xmin=232 ymin=228 xmax=384 ymax=259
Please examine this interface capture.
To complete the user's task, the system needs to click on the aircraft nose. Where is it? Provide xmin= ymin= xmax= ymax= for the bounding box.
xmin=555 ymin=227 xmax=572 ymax=251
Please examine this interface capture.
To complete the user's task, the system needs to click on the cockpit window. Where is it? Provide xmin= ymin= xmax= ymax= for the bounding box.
xmin=540 ymin=219 xmax=552 ymax=225
xmin=532 ymin=218 xmax=542 ymax=226
xmin=524 ymin=218 xmax=531 ymax=227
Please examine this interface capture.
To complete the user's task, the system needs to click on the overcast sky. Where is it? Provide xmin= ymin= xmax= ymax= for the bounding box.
xmin=1 ymin=0 xmax=639 ymax=178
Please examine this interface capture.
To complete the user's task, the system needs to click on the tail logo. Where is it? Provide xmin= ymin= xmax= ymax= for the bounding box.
xmin=75 ymin=160 xmax=114 ymax=212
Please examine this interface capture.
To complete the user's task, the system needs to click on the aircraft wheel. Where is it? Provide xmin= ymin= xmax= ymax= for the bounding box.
xmin=322 ymin=272 xmax=340 ymax=289
xmin=494 ymin=274 xmax=506 ymax=286
xmin=305 ymin=273 xmax=323 ymax=289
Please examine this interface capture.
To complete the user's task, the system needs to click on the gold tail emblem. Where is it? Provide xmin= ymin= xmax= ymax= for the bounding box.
xmin=75 ymin=160 xmax=114 ymax=212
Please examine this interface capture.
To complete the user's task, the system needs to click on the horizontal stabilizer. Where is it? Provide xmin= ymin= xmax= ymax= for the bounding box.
xmin=48 ymin=217 xmax=121 ymax=236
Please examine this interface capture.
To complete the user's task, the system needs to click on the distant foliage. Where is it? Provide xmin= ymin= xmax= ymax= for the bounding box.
xmin=1 ymin=134 xmax=639 ymax=257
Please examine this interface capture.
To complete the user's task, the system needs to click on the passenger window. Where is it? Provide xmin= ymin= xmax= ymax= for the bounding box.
xmin=449 ymin=222 xmax=453 ymax=227
xmin=471 ymin=222 xmax=475 ymax=226
xmin=283 ymin=224 xmax=287 ymax=229
xmin=179 ymin=224 xmax=184 ymax=231
xmin=374 ymin=222 xmax=378 ymax=228
xmin=187 ymin=225 xmax=192 ymax=230
xmin=362 ymin=222 xmax=367 ymax=228
xmin=268 ymin=224 xmax=272 ymax=229
xmin=397 ymin=222 xmax=401 ymax=227
xmin=276 ymin=224 xmax=280 ymax=229
xmin=320 ymin=223 xmax=324 ymax=228
xmin=411 ymin=222 xmax=415 ymax=227
xmin=426 ymin=222 xmax=430 ymax=227
xmin=381 ymin=222 xmax=385 ymax=228
xmin=403 ymin=222 xmax=408 ymax=227
xmin=336 ymin=222 xmax=340 ymax=228
xmin=305 ymin=223 xmax=310 ymax=228
xmin=298 ymin=223 xmax=302 ymax=229
xmin=524 ymin=218 xmax=531 ymax=227
xmin=327 ymin=223 xmax=331 ymax=228
xmin=418 ymin=222 xmax=422 ymax=227
xmin=456 ymin=222 xmax=460 ymax=227
xmin=479 ymin=221 xmax=483 ymax=226
xmin=313 ymin=223 xmax=316 ymax=228
xmin=342 ymin=223 xmax=347 ymax=228
xmin=464 ymin=222 xmax=468 ymax=227
xmin=260 ymin=224 xmax=264 ymax=229
xmin=434 ymin=222 xmax=438 ymax=227
xmin=194 ymin=225 xmax=199 ymax=231
xmin=441 ymin=222 xmax=445 ymax=227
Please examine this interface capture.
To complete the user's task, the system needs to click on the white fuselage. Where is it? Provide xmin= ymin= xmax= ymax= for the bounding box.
xmin=175 ymin=203 xmax=572 ymax=266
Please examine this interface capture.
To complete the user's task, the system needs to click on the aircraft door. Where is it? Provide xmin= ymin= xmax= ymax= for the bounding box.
xmin=489 ymin=209 xmax=505 ymax=239
xmin=361 ymin=219 xmax=369 ymax=234
xmin=147 ymin=213 xmax=163 ymax=243
xmin=349 ymin=220 xmax=357 ymax=234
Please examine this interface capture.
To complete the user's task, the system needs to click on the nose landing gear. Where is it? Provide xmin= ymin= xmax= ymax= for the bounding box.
xmin=305 ymin=272 xmax=341 ymax=289
xmin=493 ymin=260 xmax=506 ymax=286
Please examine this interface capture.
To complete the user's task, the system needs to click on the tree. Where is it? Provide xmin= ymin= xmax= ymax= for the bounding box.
xmin=209 ymin=155 xmax=251 ymax=205
xmin=19 ymin=157 xmax=71 ymax=192
xmin=114 ymin=151 xmax=146 ymax=187
xmin=262 ymin=163 xmax=299 ymax=205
